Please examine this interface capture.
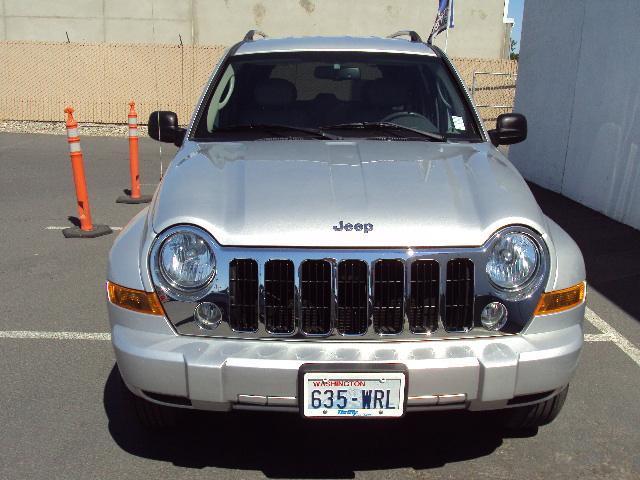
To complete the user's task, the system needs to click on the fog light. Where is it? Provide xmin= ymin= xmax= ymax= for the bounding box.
xmin=481 ymin=302 xmax=508 ymax=331
xmin=194 ymin=302 xmax=222 ymax=330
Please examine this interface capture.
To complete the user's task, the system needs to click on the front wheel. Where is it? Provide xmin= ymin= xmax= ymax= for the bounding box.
xmin=127 ymin=388 xmax=180 ymax=430
xmin=503 ymin=386 xmax=569 ymax=430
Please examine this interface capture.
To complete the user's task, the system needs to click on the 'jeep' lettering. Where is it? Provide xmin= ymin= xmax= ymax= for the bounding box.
xmin=333 ymin=221 xmax=374 ymax=233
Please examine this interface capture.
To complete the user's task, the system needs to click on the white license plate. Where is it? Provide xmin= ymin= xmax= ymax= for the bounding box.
xmin=302 ymin=372 xmax=406 ymax=418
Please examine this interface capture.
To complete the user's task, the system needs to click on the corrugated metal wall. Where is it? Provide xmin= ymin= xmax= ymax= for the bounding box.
xmin=510 ymin=0 xmax=640 ymax=230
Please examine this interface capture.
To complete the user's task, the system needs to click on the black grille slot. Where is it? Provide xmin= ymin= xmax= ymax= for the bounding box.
xmin=229 ymin=259 xmax=259 ymax=332
xmin=264 ymin=260 xmax=295 ymax=334
xmin=337 ymin=260 xmax=369 ymax=335
xmin=300 ymin=260 xmax=332 ymax=335
xmin=373 ymin=260 xmax=404 ymax=334
xmin=409 ymin=260 xmax=440 ymax=333
xmin=445 ymin=259 xmax=474 ymax=332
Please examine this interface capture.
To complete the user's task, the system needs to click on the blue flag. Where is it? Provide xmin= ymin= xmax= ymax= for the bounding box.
xmin=428 ymin=0 xmax=455 ymax=43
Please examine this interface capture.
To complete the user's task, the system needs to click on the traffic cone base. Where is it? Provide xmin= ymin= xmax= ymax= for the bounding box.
xmin=62 ymin=224 xmax=113 ymax=239
xmin=116 ymin=194 xmax=153 ymax=204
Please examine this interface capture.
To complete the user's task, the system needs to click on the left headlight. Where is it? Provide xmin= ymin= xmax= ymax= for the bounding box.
xmin=486 ymin=232 xmax=540 ymax=290
xmin=156 ymin=227 xmax=216 ymax=293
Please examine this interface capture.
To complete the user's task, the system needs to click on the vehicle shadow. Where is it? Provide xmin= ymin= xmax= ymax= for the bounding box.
xmin=529 ymin=183 xmax=640 ymax=322
xmin=104 ymin=366 xmax=534 ymax=477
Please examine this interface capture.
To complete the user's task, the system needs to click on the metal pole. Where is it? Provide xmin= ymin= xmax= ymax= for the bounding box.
xmin=444 ymin=1 xmax=451 ymax=53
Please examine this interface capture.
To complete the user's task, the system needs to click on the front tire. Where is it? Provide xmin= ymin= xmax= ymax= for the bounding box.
xmin=128 ymin=389 xmax=180 ymax=430
xmin=504 ymin=386 xmax=569 ymax=430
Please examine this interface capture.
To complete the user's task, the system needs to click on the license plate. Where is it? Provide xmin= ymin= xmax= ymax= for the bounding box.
xmin=302 ymin=371 xmax=406 ymax=418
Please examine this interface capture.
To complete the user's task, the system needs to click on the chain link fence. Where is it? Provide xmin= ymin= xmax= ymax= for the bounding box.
xmin=0 ymin=41 xmax=517 ymax=127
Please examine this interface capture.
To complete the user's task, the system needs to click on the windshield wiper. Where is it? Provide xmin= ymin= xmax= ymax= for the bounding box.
xmin=321 ymin=122 xmax=445 ymax=142
xmin=214 ymin=124 xmax=342 ymax=140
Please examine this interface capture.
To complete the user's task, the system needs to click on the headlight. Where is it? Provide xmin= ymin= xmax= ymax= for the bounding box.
xmin=158 ymin=228 xmax=216 ymax=292
xmin=486 ymin=232 xmax=539 ymax=290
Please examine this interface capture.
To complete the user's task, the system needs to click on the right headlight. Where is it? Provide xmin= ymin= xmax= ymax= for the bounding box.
xmin=486 ymin=232 xmax=540 ymax=290
xmin=152 ymin=226 xmax=217 ymax=299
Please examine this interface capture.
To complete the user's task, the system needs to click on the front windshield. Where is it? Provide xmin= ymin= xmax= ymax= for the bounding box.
xmin=193 ymin=51 xmax=481 ymax=141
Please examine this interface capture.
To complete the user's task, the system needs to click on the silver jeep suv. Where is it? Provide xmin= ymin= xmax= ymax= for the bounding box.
xmin=107 ymin=31 xmax=586 ymax=429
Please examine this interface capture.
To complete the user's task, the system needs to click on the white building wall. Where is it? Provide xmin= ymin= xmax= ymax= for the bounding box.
xmin=0 ymin=0 xmax=511 ymax=59
xmin=510 ymin=0 xmax=640 ymax=230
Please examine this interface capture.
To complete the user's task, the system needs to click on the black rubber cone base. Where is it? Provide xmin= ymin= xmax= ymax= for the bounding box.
xmin=116 ymin=194 xmax=152 ymax=204
xmin=62 ymin=224 xmax=113 ymax=238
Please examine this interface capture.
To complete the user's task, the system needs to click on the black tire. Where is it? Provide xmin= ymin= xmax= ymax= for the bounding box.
xmin=504 ymin=386 xmax=569 ymax=430
xmin=129 ymin=389 xmax=179 ymax=430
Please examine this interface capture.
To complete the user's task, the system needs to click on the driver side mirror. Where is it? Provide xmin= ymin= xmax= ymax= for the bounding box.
xmin=148 ymin=111 xmax=186 ymax=147
xmin=488 ymin=113 xmax=527 ymax=147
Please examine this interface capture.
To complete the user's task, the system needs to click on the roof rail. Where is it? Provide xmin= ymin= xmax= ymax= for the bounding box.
xmin=387 ymin=31 xmax=423 ymax=43
xmin=243 ymin=30 xmax=268 ymax=42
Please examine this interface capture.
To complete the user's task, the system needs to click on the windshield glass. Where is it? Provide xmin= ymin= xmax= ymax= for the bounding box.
xmin=193 ymin=52 xmax=482 ymax=141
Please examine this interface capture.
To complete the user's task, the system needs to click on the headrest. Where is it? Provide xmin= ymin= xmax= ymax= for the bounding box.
xmin=365 ymin=79 xmax=408 ymax=107
xmin=254 ymin=79 xmax=297 ymax=107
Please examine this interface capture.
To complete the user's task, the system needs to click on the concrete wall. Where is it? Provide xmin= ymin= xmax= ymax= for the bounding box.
xmin=0 ymin=0 xmax=511 ymax=59
xmin=510 ymin=0 xmax=640 ymax=230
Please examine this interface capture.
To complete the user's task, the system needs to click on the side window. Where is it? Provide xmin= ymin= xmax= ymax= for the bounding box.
xmin=206 ymin=64 xmax=236 ymax=132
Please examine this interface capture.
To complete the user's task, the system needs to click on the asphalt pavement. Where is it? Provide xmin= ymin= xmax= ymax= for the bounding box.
xmin=0 ymin=132 xmax=638 ymax=479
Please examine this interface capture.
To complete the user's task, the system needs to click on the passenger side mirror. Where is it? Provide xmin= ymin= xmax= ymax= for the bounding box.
xmin=148 ymin=111 xmax=186 ymax=147
xmin=488 ymin=113 xmax=527 ymax=147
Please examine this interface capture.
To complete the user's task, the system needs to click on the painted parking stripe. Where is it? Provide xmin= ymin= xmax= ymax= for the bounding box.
xmin=585 ymin=307 xmax=640 ymax=367
xmin=0 ymin=330 xmax=110 ymax=340
xmin=584 ymin=334 xmax=610 ymax=342
xmin=0 ymin=309 xmax=636 ymax=368
xmin=45 ymin=226 xmax=122 ymax=231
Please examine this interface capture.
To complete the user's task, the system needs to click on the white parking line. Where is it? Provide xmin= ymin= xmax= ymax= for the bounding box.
xmin=584 ymin=334 xmax=610 ymax=342
xmin=0 ymin=330 xmax=110 ymax=340
xmin=585 ymin=307 xmax=640 ymax=367
xmin=45 ymin=226 xmax=123 ymax=231
xmin=0 ymin=308 xmax=637 ymax=368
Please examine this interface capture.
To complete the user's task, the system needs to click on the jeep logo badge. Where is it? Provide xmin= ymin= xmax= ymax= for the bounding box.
xmin=333 ymin=221 xmax=373 ymax=233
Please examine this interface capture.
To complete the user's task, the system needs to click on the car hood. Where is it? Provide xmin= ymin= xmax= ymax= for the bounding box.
xmin=151 ymin=140 xmax=547 ymax=247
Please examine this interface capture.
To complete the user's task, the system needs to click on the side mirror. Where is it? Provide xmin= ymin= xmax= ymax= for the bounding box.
xmin=488 ymin=113 xmax=527 ymax=147
xmin=148 ymin=111 xmax=186 ymax=147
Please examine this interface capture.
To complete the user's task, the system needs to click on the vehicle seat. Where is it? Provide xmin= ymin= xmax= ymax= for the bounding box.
xmin=311 ymin=93 xmax=347 ymax=126
xmin=359 ymin=79 xmax=409 ymax=122
xmin=241 ymin=79 xmax=311 ymax=127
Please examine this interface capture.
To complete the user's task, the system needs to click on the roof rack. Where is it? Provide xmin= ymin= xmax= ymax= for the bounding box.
xmin=387 ymin=31 xmax=423 ymax=43
xmin=243 ymin=30 xmax=268 ymax=42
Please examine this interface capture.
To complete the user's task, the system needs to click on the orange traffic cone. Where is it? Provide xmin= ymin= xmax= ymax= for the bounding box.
xmin=62 ymin=107 xmax=112 ymax=238
xmin=117 ymin=101 xmax=152 ymax=204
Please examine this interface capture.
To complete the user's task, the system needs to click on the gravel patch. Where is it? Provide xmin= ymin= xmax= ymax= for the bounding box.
xmin=0 ymin=120 xmax=148 ymax=137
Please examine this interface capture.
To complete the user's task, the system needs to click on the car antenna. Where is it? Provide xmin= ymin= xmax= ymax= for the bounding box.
xmin=154 ymin=111 xmax=164 ymax=180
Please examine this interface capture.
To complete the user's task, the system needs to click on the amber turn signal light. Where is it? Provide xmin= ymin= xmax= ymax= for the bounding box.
xmin=534 ymin=282 xmax=586 ymax=315
xmin=107 ymin=282 xmax=164 ymax=316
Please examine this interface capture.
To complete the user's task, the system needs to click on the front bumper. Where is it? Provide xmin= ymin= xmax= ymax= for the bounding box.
xmin=109 ymin=302 xmax=584 ymax=413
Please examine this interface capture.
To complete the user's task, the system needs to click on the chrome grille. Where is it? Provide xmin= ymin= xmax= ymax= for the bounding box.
xmin=373 ymin=260 xmax=405 ymax=334
xmin=264 ymin=260 xmax=295 ymax=334
xmin=337 ymin=260 xmax=369 ymax=335
xmin=230 ymin=257 xmax=477 ymax=337
xmin=229 ymin=259 xmax=259 ymax=332
xmin=409 ymin=260 xmax=440 ymax=333
xmin=300 ymin=260 xmax=332 ymax=335
xmin=155 ymin=226 xmax=549 ymax=340
xmin=445 ymin=258 xmax=474 ymax=332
